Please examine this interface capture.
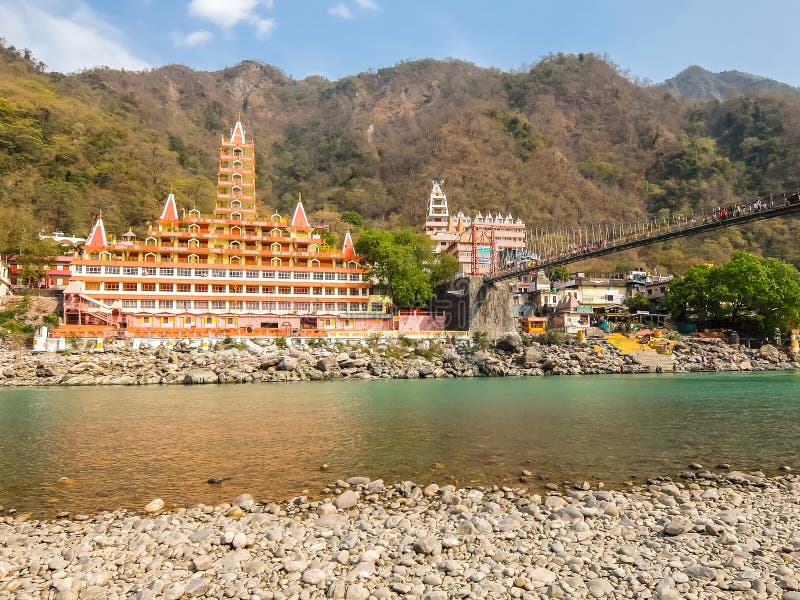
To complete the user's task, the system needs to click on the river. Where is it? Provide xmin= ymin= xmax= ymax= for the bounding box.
xmin=0 ymin=372 xmax=798 ymax=516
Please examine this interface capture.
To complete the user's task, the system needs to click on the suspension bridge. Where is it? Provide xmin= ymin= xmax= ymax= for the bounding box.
xmin=484 ymin=191 xmax=800 ymax=287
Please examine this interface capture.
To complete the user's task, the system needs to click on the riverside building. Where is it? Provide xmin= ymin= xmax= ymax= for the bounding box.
xmin=423 ymin=180 xmax=526 ymax=275
xmin=61 ymin=120 xmax=391 ymax=337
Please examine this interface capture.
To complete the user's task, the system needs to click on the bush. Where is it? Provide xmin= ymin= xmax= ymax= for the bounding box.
xmin=534 ymin=330 xmax=566 ymax=346
xmin=471 ymin=331 xmax=490 ymax=350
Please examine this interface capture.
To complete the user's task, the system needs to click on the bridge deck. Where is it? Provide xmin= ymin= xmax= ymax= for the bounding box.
xmin=485 ymin=197 xmax=800 ymax=286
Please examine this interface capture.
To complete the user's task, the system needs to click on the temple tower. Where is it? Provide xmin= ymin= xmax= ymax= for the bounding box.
xmin=215 ymin=119 xmax=258 ymax=218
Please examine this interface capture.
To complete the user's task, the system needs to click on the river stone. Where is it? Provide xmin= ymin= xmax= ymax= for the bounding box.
xmin=184 ymin=578 xmax=209 ymax=597
xmin=663 ymin=519 xmax=690 ymax=536
xmin=414 ymin=536 xmax=442 ymax=555
xmin=302 ymin=568 xmax=326 ymax=585
xmin=334 ymin=490 xmax=359 ymax=509
xmin=589 ymin=578 xmax=614 ymax=597
xmin=144 ymin=498 xmax=164 ymax=513
xmin=530 ymin=567 xmax=557 ymax=585
xmin=231 ymin=532 xmax=247 ymax=548
xmin=283 ymin=558 xmax=308 ymax=572
xmin=182 ymin=369 xmax=219 ymax=384
xmin=192 ymin=555 xmax=213 ymax=571
xmin=48 ymin=556 xmax=68 ymax=570
xmin=346 ymin=476 xmax=370 ymax=486
xmin=232 ymin=493 xmax=254 ymax=509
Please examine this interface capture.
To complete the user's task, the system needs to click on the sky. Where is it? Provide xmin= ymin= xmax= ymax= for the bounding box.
xmin=1 ymin=0 xmax=799 ymax=86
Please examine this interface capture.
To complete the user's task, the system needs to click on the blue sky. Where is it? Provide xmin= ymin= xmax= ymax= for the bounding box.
xmin=1 ymin=0 xmax=799 ymax=86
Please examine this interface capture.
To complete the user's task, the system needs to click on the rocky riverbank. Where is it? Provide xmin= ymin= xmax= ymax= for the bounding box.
xmin=0 ymin=334 xmax=798 ymax=386
xmin=2 ymin=471 xmax=800 ymax=599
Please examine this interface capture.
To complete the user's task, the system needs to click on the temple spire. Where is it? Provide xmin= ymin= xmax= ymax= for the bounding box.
xmin=342 ymin=231 xmax=356 ymax=260
xmin=230 ymin=119 xmax=246 ymax=145
xmin=159 ymin=193 xmax=179 ymax=222
xmin=84 ymin=215 xmax=108 ymax=251
xmin=291 ymin=195 xmax=311 ymax=229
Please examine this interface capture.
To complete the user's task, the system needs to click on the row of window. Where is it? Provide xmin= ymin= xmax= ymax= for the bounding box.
xmin=117 ymin=300 xmax=382 ymax=312
xmin=79 ymin=266 xmax=361 ymax=281
xmin=87 ymin=282 xmax=369 ymax=296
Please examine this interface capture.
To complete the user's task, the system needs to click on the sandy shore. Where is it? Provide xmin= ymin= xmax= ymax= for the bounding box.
xmin=2 ymin=470 xmax=799 ymax=599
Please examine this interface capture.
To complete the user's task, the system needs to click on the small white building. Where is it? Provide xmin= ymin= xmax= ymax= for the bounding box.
xmin=0 ymin=259 xmax=11 ymax=296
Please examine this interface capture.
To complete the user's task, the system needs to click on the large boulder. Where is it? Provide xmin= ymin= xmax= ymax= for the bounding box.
xmin=495 ymin=332 xmax=523 ymax=353
xmin=182 ymin=369 xmax=219 ymax=384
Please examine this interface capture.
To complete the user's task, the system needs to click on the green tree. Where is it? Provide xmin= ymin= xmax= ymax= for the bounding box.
xmin=545 ymin=266 xmax=571 ymax=282
xmin=624 ymin=292 xmax=650 ymax=313
xmin=355 ymin=227 xmax=456 ymax=307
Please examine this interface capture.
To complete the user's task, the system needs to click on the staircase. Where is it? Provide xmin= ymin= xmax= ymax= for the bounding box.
xmin=632 ymin=351 xmax=675 ymax=372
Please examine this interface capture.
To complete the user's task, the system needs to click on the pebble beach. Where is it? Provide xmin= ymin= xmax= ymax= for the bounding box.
xmin=2 ymin=471 xmax=800 ymax=599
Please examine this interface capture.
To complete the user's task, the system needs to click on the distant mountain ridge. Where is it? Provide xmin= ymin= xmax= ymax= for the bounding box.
xmin=661 ymin=65 xmax=800 ymax=101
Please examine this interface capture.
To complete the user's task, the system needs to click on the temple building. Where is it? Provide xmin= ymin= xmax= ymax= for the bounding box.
xmin=62 ymin=120 xmax=392 ymax=336
xmin=423 ymin=180 xmax=526 ymax=275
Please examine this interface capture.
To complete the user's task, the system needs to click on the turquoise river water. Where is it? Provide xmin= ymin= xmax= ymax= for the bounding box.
xmin=0 ymin=371 xmax=798 ymax=517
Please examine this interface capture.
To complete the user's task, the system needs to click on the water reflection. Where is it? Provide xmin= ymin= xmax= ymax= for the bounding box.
xmin=0 ymin=372 xmax=798 ymax=516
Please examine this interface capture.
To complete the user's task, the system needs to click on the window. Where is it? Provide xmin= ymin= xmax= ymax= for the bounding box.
xmin=177 ymin=284 xmax=191 ymax=292
xmin=159 ymin=283 xmax=174 ymax=292
xmin=371 ymin=302 xmax=383 ymax=312
xmin=159 ymin=300 xmax=173 ymax=309
xmin=349 ymin=274 xmax=360 ymax=282
xmin=103 ymin=282 xmax=119 ymax=291
xmin=122 ymin=300 xmax=137 ymax=308
xmin=246 ymin=301 xmax=260 ymax=310
xmin=324 ymin=273 xmax=335 ymax=281
xmin=349 ymin=303 xmax=361 ymax=312
xmin=295 ymin=302 xmax=310 ymax=312
xmin=212 ymin=269 xmax=226 ymax=278
xmin=177 ymin=301 xmax=191 ymax=310
xmin=337 ymin=273 xmax=348 ymax=281
xmin=261 ymin=286 xmax=274 ymax=294
xmin=606 ymin=294 xmax=614 ymax=301
xmin=338 ymin=302 xmax=348 ymax=312
xmin=229 ymin=301 xmax=242 ymax=310
xmin=246 ymin=270 xmax=259 ymax=279
xmin=212 ymin=301 xmax=226 ymax=310
xmin=294 ymin=272 xmax=309 ymax=280
xmin=142 ymin=316 xmax=151 ymax=324
xmin=325 ymin=302 xmax=336 ymax=311
xmin=159 ymin=268 xmax=174 ymax=276
xmin=246 ymin=285 xmax=259 ymax=294
xmin=229 ymin=285 xmax=242 ymax=294
xmin=278 ymin=286 xmax=291 ymax=295
xmin=85 ymin=282 xmax=101 ymax=291
xmin=212 ymin=285 xmax=226 ymax=294
xmin=194 ymin=301 xmax=209 ymax=309
xmin=141 ymin=300 xmax=156 ymax=309
xmin=313 ymin=287 xmax=323 ymax=295
xmin=195 ymin=269 xmax=208 ymax=277
xmin=195 ymin=284 xmax=209 ymax=293
xmin=294 ymin=287 xmax=309 ymax=295
xmin=262 ymin=271 xmax=275 ymax=279
xmin=278 ymin=271 xmax=291 ymax=280
xmin=278 ymin=301 xmax=291 ymax=311
xmin=229 ymin=270 xmax=243 ymax=278
xmin=105 ymin=266 xmax=120 ymax=274
xmin=143 ymin=267 xmax=157 ymax=276
xmin=262 ymin=301 xmax=277 ymax=311
xmin=177 ymin=268 xmax=191 ymax=277
xmin=141 ymin=283 xmax=156 ymax=292
xmin=73 ymin=265 xmax=83 ymax=274
xmin=313 ymin=273 xmax=324 ymax=280
xmin=87 ymin=266 xmax=101 ymax=274
xmin=123 ymin=282 xmax=138 ymax=292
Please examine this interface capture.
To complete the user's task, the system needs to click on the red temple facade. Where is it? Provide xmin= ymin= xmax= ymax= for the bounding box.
xmin=61 ymin=120 xmax=392 ymax=337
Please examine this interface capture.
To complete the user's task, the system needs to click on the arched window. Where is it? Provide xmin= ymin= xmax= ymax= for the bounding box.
xmin=308 ymin=243 xmax=318 ymax=253
xmin=347 ymin=260 xmax=358 ymax=269
xmin=231 ymin=226 xmax=242 ymax=237
xmin=310 ymin=258 xmax=320 ymax=267
xmin=233 ymin=147 xmax=242 ymax=157
xmin=144 ymin=252 xmax=157 ymax=262
xmin=188 ymin=224 xmax=199 ymax=234
xmin=188 ymin=254 xmax=199 ymax=264
xmin=270 ymin=228 xmax=282 ymax=237
xmin=270 ymin=257 xmax=282 ymax=266
xmin=271 ymin=242 xmax=282 ymax=252
xmin=232 ymin=173 xmax=242 ymax=183
xmin=230 ymin=256 xmax=241 ymax=265
xmin=231 ymin=186 xmax=242 ymax=195
xmin=188 ymin=238 xmax=199 ymax=248
xmin=188 ymin=208 xmax=200 ymax=218
xmin=232 ymin=160 xmax=242 ymax=169
xmin=230 ymin=200 xmax=242 ymax=209
xmin=99 ymin=251 xmax=112 ymax=261
xmin=231 ymin=212 xmax=242 ymax=220
xmin=145 ymin=237 xmax=157 ymax=246
xmin=230 ymin=241 xmax=241 ymax=249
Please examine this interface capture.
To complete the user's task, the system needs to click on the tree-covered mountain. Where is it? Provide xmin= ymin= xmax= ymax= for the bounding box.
xmin=661 ymin=65 xmax=800 ymax=101
xmin=1 ymin=42 xmax=799 ymax=275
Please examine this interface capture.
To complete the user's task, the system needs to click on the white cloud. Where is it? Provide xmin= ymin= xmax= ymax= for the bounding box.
xmin=254 ymin=17 xmax=276 ymax=37
xmin=355 ymin=0 xmax=379 ymax=10
xmin=0 ymin=0 xmax=150 ymax=72
xmin=174 ymin=29 xmax=213 ymax=47
xmin=328 ymin=3 xmax=352 ymax=19
xmin=187 ymin=0 xmax=275 ymax=36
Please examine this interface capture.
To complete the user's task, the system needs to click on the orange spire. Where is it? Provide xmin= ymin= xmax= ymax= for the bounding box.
xmin=230 ymin=119 xmax=246 ymax=145
xmin=291 ymin=195 xmax=311 ymax=229
xmin=159 ymin=193 xmax=179 ymax=222
xmin=84 ymin=215 xmax=107 ymax=251
xmin=342 ymin=231 xmax=357 ymax=260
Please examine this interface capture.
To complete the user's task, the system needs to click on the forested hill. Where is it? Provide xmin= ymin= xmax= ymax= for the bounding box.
xmin=661 ymin=66 xmax=800 ymax=101
xmin=1 ymin=43 xmax=799 ymax=274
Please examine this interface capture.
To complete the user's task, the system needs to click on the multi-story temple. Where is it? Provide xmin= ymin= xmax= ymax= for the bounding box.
xmin=423 ymin=180 xmax=526 ymax=275
xmin=62 ymin=120 xmax=391 ymax=336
